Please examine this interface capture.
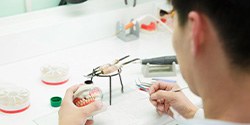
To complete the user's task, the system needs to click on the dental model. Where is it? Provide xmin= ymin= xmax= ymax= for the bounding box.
xmin=40 ymin=64 xmax=69 ymax=85
xmin=0 ymin=87 xmax=30 ymax=114
xmin=73 ymin=80 xmax=102 ymax=107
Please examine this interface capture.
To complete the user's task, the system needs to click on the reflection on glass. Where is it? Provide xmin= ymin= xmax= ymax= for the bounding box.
xmin=0 ymin=0 xmax=151 ymax=18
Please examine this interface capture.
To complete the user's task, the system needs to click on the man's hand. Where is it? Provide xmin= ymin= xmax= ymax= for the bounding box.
xmin=59 ymin=84 xmax=103 ymax=125
xmin=149 ymin=81 xmax=198 ymax=119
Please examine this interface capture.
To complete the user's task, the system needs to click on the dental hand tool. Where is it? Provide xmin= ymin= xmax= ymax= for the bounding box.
xmin=97 ymin=58 xmax=140 ymax=75
xmin=94 ymin=55 xmax=130 ymax=71
xmin=135 ymin=79 xmax=188 ymax=93
xmin=85 ymin=57 xmax=139 ymax=77
xmin=86 ymin=55 xmax=130 ymax=77
xmin=170 ymin=87 xmax=189 ymax=92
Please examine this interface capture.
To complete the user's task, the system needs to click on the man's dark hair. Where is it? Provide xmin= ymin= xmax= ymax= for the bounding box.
xmin=171 ymin=0 xmax=250 ymax=72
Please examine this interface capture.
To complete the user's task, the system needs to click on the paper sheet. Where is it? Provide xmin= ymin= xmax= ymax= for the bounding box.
xmin=33 ymin=90 xmax=174 ymax=125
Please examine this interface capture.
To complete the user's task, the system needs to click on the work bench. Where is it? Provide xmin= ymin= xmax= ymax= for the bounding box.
xmin=0 ymin=1 xmax=201 ymax=124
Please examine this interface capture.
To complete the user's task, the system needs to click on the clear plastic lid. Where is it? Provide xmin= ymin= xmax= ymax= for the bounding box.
xmin=0 ymin=86 xmax=30 ymax=113
xmin=40 ymin=63 xmax=69 ymax=85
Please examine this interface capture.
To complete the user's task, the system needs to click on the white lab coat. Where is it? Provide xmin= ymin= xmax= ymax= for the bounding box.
xmin=182 ymin=119 xmax=250 ymax=125
xmin=176 ymin=109 xmax=250 ymax=125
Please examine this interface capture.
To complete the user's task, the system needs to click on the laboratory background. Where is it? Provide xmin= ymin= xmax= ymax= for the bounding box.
xmin=0 ymin=0 xmax=202 ymax=125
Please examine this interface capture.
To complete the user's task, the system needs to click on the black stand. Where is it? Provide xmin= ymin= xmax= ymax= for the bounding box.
xmin=90 ymin=69 xmax=124 ymax=105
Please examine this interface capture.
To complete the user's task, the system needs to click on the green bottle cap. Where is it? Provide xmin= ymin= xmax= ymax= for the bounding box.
xmin=50 ymin=96 xmax=62 ymax=107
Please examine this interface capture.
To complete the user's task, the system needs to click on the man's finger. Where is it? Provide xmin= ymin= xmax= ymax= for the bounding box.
xmin=85 ymin=120 xmax=94 ymax=125
xmin=150 ymin=90 xmax=175 ymax=102
xmin=149 ymin=82 xmax=175 ymax=95
xmin=166 ymin=108 xmax=174 ymax=117
xmin=157 ymin=104 xmax=165 ymax=112
xmin=164 ymin=103 xmax=170 ymax=113
xmin=81 ymin=101 xmax=103 ymax=117
xmin=150 ymin=100 xmax=157 ymax=107
xmin=157 ymin=109 xmax=164 ymax=116
xmin=63 ymin=84 xmax=82 ymax=102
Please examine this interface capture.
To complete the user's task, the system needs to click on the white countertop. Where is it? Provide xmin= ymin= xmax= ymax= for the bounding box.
xmin=0 ymin=31 xmax=201 ymax=125
xmin=0 ymin=1 xmax=201 ymax=124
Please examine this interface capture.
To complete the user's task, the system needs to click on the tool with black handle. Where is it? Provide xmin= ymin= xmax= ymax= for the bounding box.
xmin=141 ymin=56 xmax=178 ymax=65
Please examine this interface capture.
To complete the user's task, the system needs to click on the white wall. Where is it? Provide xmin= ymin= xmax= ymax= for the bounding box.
xmin=0 ymin=0 xmax=165 ymax=66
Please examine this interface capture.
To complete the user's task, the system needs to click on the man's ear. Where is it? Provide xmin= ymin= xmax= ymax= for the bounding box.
xmin=188 ymin=11 xmax=205 ymax=56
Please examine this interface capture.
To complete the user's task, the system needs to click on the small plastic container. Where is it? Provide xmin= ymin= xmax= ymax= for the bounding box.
xmin=0 ymin=87 xmax=30 ymax=114
xmin=40 ymin=64 xmax=69 ymax=85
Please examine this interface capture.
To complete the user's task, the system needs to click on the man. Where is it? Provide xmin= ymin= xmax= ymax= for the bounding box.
xmin=150 ymin=0 xmax=250 ymax=124
xmin=58 ymin=0 xmax=250 ymax=124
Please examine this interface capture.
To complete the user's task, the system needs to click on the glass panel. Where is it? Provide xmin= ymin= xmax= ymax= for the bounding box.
xmin=0 ymin=0 xmax=152 ymax=18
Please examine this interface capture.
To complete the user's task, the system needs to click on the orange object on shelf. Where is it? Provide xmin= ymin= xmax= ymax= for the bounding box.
xmin=141 ymin=22 xmax=156 ymax=31
xmin=125 ymin=22 xmax=135 ymax=30
xmin=160 ymin=18 xmax=167 ymax=23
